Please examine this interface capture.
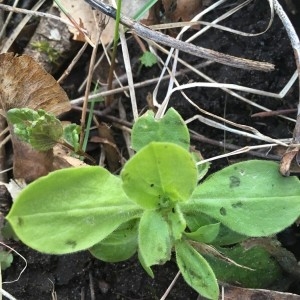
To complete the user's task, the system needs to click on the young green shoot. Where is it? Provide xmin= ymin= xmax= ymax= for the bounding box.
xmin=6 ymin=108 xmax=300 ymax=299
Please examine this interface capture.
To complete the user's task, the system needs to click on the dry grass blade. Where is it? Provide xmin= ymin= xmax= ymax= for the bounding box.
xmin=148 ymin=0 xmax=299 ymax=167
xmin=0 ymin=0 xmax=46 ymax=53
xmin=85 ymin=0 xmax=274 ymax=72
xmin=0 ymin=3 xmax=77 ymax=30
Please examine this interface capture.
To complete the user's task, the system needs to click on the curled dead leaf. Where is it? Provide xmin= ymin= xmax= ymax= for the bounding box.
xmin=279 ymin=147 xmax=299 ymax=176
xmin=57 ymin=0 xmax=151 ymax=45
xmin=53 ymin=144 xmax=88 ymax=169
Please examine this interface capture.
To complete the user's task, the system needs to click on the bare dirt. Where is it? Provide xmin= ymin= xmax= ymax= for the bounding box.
xmin=2 ymin=0 xmax=300 ymax=299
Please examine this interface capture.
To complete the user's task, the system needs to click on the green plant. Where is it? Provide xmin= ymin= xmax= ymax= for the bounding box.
xmin=7 ymin=108 xmax=80 ymax=152
xmin=0 ymin=250 xmax=13 ymax=271
xmin=6 ymin=108 xmax=300 ymax=299
xmin=31 ymin=41 xmax=61 ymax=64
xmin=139 ymin=51 xmax=158 ymax=67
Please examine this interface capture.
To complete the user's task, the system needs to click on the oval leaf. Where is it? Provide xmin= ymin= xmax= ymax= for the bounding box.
xmin=166 ymin=204 xmax=186 ymax=240
xmin=90 ymin=220 xmax=138 ymax=262
xmin=205 ymin=244 xmax=282 ymax=288
xmin=63 ymin=123 xmax=81 ymax=152
xmin=121 ymin=142 xmax=198 ymax=209
xmin=183 ymin=160 xmax=300 ymax=236
xmin=175 ymin=240 xmax=219 ymax=300
xmin=139 ymin=210 xmax=171 ymax=267
xmin=6 ymin=167 xmax=142 ymax=254
xmin=131 ymin=108 xmax=190 ymax=151
xmin=7 ymin=108 xmax=63 ymax=151
xmin=184 ymin=211 xmax=246 ymax=246
xmin=184 ymin=223 xmax=220 ymax=244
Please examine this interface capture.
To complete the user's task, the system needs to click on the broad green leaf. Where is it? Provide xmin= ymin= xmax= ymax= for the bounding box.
xmin=175 ymin=240 xmax=219 ymax=300
xmin=184 ymin=223 xmax=220 ymax=244
xmin=122 ymin=142 xmax=197 ymax=209
xmin=90 ymin=220 xmax=138 ymax=262
xmin=182 ymin=160 xmax=300 ymax=236
xmin=131 ymin=108 xmax=190 ymax=151
xmin=63 ymin=124 xmax=81 ymax=152
xmin=7 ymin=108 xmax=63 ymax=151
xmin=7 ymin=167 xmax=143 ymax=254
xmin=205 ymin=244 xmax=282 ymax=288
xmin=138 ymin=210 xmax=171 ymax=267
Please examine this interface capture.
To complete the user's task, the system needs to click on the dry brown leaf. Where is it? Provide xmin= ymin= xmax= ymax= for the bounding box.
xmin=279 ymin=148 xmax=300 ymax=176
xmin=57 ymin=0 xmax=150 ymax=44
xmin=53 ymin=144 xmax=88 ymax=169
xmin=0 ymin=178 xmax=27 ymax=201
xmin=55 ymin=0 xmax=114 ymax=44
xmin=0 ymin=53 xmax=71 ymax=182
xmin=162 ymin=0 xmax=203 ymax=23
xmin=9 ymin=131 xmax=54 ymax=183
xmin=199 ymin=284 xmax=300 ymax=300
xmin=91 ymin=122 xmax=122 ymax=172
xmin=0 ymin=53 xmax=70 ymax=115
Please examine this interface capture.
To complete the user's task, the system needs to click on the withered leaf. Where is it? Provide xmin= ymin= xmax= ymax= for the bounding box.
xmin=0 ymin=53 xmax=70 ymax=115
xmin=279 ymin=148 xmax=299 ymax=176
xmin=0 ymin=53 xmax=71 ymax=182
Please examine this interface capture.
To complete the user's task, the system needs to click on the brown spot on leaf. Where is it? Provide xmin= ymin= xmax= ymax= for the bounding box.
xmin=232 ymin=201 xmax=243 ymax=208
xmin=65 ymin=240 xmax=77 ymax=249
xmin=229 ymin=176 xmax=240 ymax=188
xmin=220 ymin=207 xmax=227 ymax=216
xmin=17 ymin=217 xmax=24 ymax=226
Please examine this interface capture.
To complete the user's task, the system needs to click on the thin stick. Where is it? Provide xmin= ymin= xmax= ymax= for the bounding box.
xmin=273 ymin=0 xmax=300 ymax=143
xmin=119 ymin=27 xmax=138 ymax=120
xmin=105 ymin=0 xmax=122 ymax=106
xmin=0 ymin=3 xmax=76 ymax=29
xmin=190 ymin=131 xmax=280 ymax=160
xmin=160 ymin=271 xmax=181 ymax=300
xmin=196 ymin=143 xmax=284 ymax=165
xmin=57 ymin=42 xmax=89 ymax=84
xmin=0 ymin=115 xmax=7 ymax=182
xmin=0 ymin=0 xmax=20 ymax=39
xmin=0 ymin=288 xmax=17 ymax=300
xmin=84 ymin=0 xmax=274 ymax=72
xmin=70 ymin=62 xmax=211 ymax=105
xmin=1 ymin=0 xmax=46 ymax=53
xmin=79 ymin=11 xmax=103 ymax=148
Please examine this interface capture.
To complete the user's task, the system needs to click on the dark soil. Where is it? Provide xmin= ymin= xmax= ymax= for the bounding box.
xmin=2 ymin=0 xmax=300 ymax=299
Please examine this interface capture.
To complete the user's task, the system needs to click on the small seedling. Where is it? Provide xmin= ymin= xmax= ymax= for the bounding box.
xmin=0 ymin=250 xmax=13 ymax=270
xmin=31 ymin=41 xmax=61 ymax=64
xmin=139 ymin=51 xmax=158 ymax=67
xmin=6 ymin=108 xmax=300 ymax=299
